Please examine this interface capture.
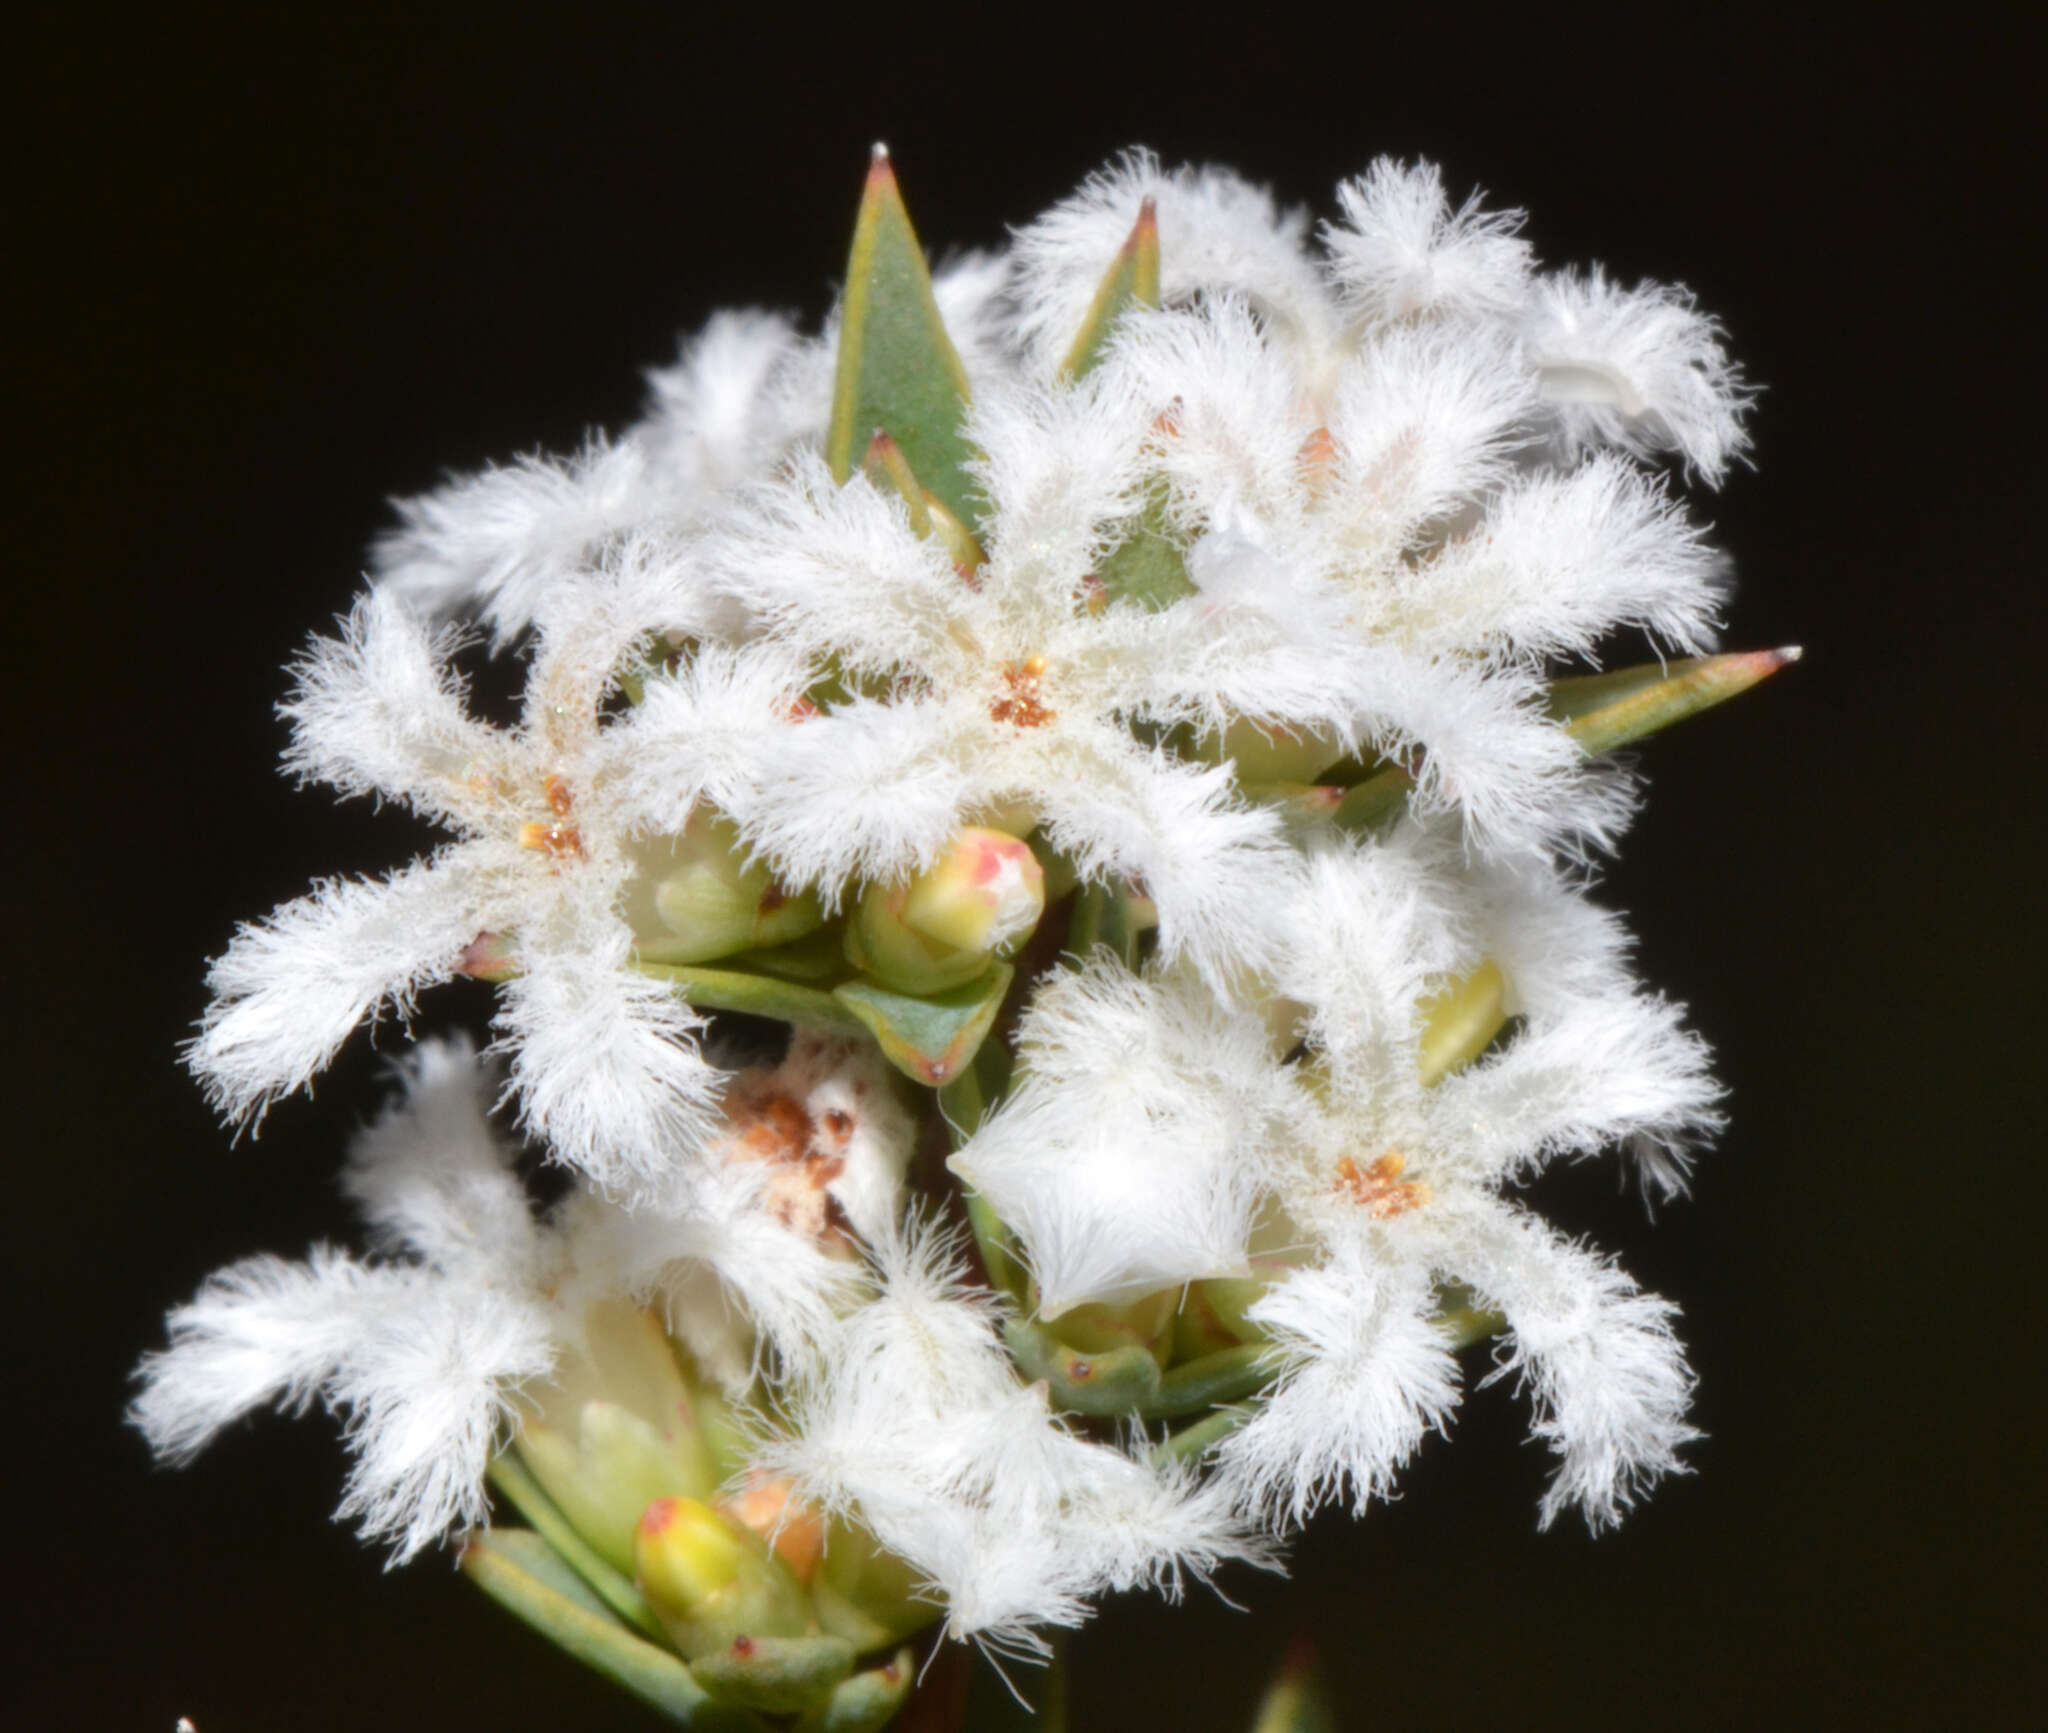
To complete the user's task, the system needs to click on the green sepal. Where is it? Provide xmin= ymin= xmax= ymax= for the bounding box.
xmin=1434 ymin=1281 xmax=1505 ymax=1350
xmin=793 ymin=1647 xmax=916 ymax=1733
xmin=832 ymin=962 xmax=1012 ymax=1087
xmin=1249 ymin=1642 xmax=1336 ymax=1733
xmin=461 ymin=1529 xmax=764 ymax=1729
xmin=726 ymin=924 xmax=856 ymax=985
xmin=485 ymin=1452 xmax=667 ymax=1641
xmin=826 ymin=147 xmax=978 ymax=529
xmin=1059 ymin=196 xmax=1159 ymax=380
xmin=1094 ymin=475 xmax=1195 ymax=610
xmin=640 ymin=961 xmax=873 ymax=1040
xmin=1329 ymin=764 xmax=1415 ymax=838
xmin=688 ymin=1633 xmax=856 ymax=1716
xmin=1553 ymin=647 xmax=1802 ymax=756
xmin=1005 ymin=1317 xmax=1162 ymax=1415
xmin=937 ymin=1034 xmax=1027 ymax=1303
xmin=1064 ymin=881 xmax=1143 ymax=971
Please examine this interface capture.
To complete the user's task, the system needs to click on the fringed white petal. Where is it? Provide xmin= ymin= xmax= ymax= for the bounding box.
xmin=1215 ymin=1245 xmax=1459 ymax=1526
xmin=1524 ymin=267 xmax=1754 ymax=486
xmin=1452 ymin=1202 xmax=1698 ymax=1531
xmin=1323 ymin=158 xmax=1534 ymax=328
xmin=950 ymin=961 xmax=1283 ymax=1316
xmin=493 ymin=931 xmax=726 ymax=1197
xmin=188 ymin=858 xmax=483 ymax=1128
xmin=341 ymin=1037 xmax=543 ymax=1280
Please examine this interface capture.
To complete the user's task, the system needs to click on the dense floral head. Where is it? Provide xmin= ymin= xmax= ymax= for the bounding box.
xmin=137 ymin=146 xmax=1784 ymax=1722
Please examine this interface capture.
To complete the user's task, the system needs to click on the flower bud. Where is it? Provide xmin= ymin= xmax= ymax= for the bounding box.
xmin=1046 ymin=1285 xmax=1178 ymax=1367
xmin=846 ymin=827 xmax=1044 ymax=994
xmin=1415 ymin=960 xmax=1508 ymax=1086
xmin=810 ymin=1519 xmax=941 ymax=1650
xmin=621 ymin=810 xmax=825 ymax=966
xmin=513 ymin=1302 xmax=720 ymax=1576
xmin=634 ymin=1496 xmax=813 ymax=1661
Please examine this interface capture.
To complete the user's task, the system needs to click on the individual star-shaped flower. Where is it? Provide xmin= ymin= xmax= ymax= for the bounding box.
xmin=188 ymin=572 xmax=810 ymax=1196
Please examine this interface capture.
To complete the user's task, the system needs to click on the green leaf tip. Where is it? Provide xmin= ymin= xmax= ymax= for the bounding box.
xmin=1560 ymin=645 xmax=1802 ymax=757
xmin=1249 ymin=1639 xmax=1336 ymax=1733
xmin=827 ymin=146 xmax=979 ymax=530
xmin=1333 ymin=647 xmax=1802 ymax=841
xmin=1058 ymin=196 xmax=1161 ymax=380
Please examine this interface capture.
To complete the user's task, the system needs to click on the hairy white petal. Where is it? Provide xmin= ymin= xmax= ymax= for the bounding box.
xmin=1216 ymin=1246 xmax=1459 ymax=1526
xmin=373 ymin=439 xmax=654 ymax=643
xmin=188 ymin=859 xmax=482 ymax=1127
xmin=1324 ymin=159 xmax=1534 ymax=328
xmin=341 ymin=1037 xmax=542 ymax=1279
xmin=952 ymin=962 xmax=1284 ymax=1315
xmin=494 ymin=933 xmax=726 ymax=1197
xmin=1524 ymin=267 xmax=1754 ymax=485
xmin=1454 ymin=1203 xmax=1698 ymax=1531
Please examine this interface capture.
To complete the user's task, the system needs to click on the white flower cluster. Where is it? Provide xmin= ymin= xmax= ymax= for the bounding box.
xmin=136 ymin=150 xmax=1755 ymax=1660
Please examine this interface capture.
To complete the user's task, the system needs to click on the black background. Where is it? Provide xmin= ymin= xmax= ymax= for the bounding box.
xmin=12 ymin=10 xmax=2041 ymax=1730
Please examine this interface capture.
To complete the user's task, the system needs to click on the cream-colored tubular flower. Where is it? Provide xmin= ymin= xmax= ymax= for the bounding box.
xmin=186 ymin=572 xmax=813 ymax=1198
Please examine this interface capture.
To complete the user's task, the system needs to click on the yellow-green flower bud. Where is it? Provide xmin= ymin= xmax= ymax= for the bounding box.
xmin=846 ymin=827 xmax=1044 ymax=993
xmin=1415 ymin=960 xmax=1508 ymax=1086
xmin=810 ymin=1519 xmax=941 ymax=1650
xmin=621 ymin=810 xmax=826 ymax=966
xmin=634 ymin=1496 xmax=813 ymax=1661
xmin=513 ymin=1302 xmax=719 ymax=1576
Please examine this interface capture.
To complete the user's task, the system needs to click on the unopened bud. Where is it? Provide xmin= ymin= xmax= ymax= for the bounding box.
xmin=635 ymin=1496 xmax=811 ymax=1661
xmin=1415 ymin=960 xmax=1508 ymax=1087
xmin=846 ymin=828 xmax=1044 ymax=993
xmin=1198 ymin=715 xmax=1347 ymax=786
xmin=810 ymin=1519 xmax=941 ymax=1650
xmin=621 ymin=810 xmax=825 ymax=966
xmin=513 ymin=1302 xmax=719 ymax=1576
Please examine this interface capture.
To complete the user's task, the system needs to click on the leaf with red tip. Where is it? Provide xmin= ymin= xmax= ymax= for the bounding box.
xmin=1059 ymin=197 xmax=1160 ymax=380
xmin=832 ymin=962 xmax=1013 ymax=1087
xmin=826 ymin=147 xmax=978 ymax=529
xmin=1557 ymin=647 xmax=1802 ymax=756
xmin=1249 ymin=1640 xmax=1336 ymax=1733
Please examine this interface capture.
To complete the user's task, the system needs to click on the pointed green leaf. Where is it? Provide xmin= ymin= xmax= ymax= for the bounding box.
xmin=462 ymin=1529 xmax=763 ymax=1728
xmin=486 ymin=1453 xmax=666 ymax=1641
xmin=832 ymin=962 xmax=1012 ymax=1087
xmin=1333 ymin=648 xmax=1801 ymax=841
xmin=791 ymin=1648 xmax=915 ymax=1733
xmin=1064 ymin=880 xmax=1144 ymax=970
xmin=827 ymin=146 xmax=978 ymax=528
xmin=1095 ymin=475 xmax=1196 ymax=609
xmin=1059 ymin=196 xmax=1159 ymax=380
xmin=1249 ymin=1642 xmax=1336 ymax=1733
xmin=1557 ymin=647 xmax=1802 ymax=756
xmin=640 ymin=961 xmax=874 ymax=1040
